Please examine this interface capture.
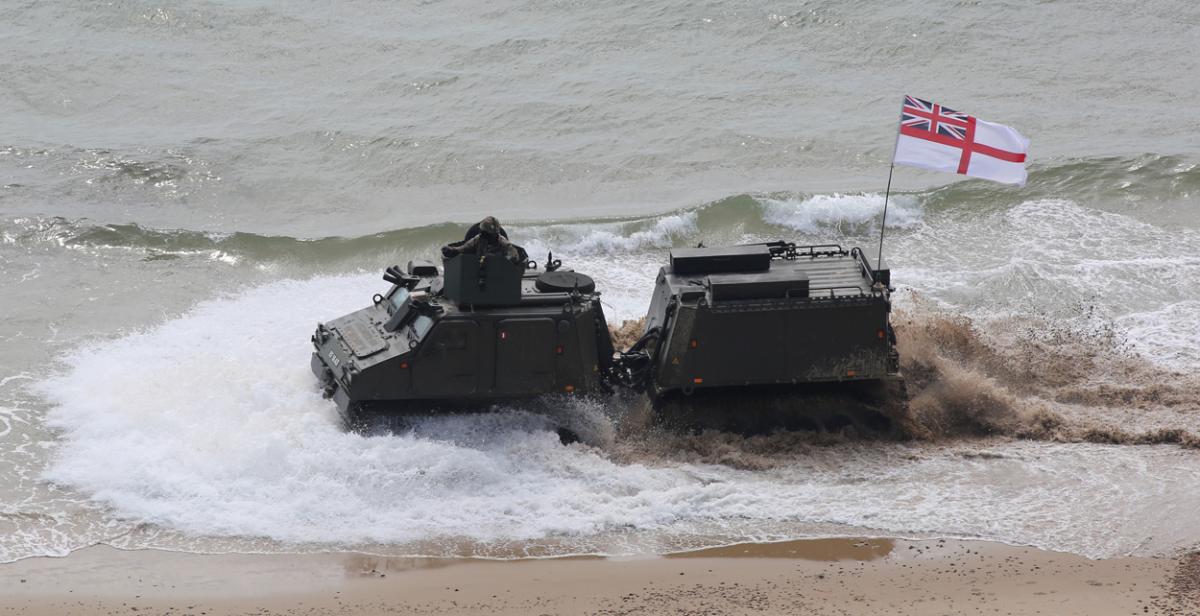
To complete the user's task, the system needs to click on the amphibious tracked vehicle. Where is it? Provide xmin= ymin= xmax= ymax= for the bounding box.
xmin=311 ymin=240 xmax=904 ymax=432
xmin=311 ymin=252 xmax=613 ymax=425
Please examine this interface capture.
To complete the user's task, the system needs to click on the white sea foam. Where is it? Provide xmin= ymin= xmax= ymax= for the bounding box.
xmin=29 ymin=275 xmax=1200 ymax=560
xmin=760 ymin=193 xmax=923 ymax=234
xmin=893 ymin=199 xmax=1200 ymax=370
xmin=1118 ymin=301 xmax=1200 ymax=371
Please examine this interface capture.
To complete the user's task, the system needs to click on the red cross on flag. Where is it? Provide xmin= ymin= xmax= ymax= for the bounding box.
xmin=894 ymin=96 xmax=1030 ymax=186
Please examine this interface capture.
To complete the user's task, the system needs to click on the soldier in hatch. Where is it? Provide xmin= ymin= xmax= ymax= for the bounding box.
xmin=442 ymin=216 xmax=525 ymax=265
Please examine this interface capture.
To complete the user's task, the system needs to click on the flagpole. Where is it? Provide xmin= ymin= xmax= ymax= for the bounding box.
xmin=876 ymin=163 xmax=895 ymax=273
xmin=876 ymin=97 xmax=905 ymax=276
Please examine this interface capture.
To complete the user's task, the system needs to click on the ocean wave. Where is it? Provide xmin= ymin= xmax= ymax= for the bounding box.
xmin=4 ymin=151 xmax=1197 ymax=264
xmin=521 ymin=212 xmax=699 ymax=257
xmin=918 ymin=153 xmax=1200 ymax=212
xmin=893 ymin=197 xmax=1200 ymax=372
xmin=759 ymin=192 xmax=923 ymax=233
xmin=0 ymin=190 xmax=904 ymax=266
xmin=1118 ymin=301 xmax=1200 ymax=371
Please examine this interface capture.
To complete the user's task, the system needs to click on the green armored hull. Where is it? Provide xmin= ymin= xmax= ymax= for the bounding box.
xmin=642 ymin=243 xmax=898 ymax=398
xmin=311 ymin=254 xmax=613 ymax=424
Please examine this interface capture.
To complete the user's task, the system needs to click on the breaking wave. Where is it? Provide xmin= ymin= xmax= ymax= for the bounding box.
xmin=760 ymin=192 xmax=923 ymax=234
xmin=6 ymin=153 xmax=1197 ymax=266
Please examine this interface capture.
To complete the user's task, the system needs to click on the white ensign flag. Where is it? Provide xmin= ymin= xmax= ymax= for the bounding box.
xmin=893 ymin=96 xmax=1030 ymax=186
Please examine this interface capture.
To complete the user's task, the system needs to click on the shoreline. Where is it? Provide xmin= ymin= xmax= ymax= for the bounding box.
xmin=2 ymin=538 xmax=1196 ymax=615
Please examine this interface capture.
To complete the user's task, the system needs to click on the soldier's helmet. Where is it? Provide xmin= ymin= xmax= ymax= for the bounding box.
xmin=479 ymin=216 xmax=500 ymax=237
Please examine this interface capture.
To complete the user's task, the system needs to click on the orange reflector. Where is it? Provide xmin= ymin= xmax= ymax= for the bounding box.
xmin=689 ymin=339 xmax=698 ymax=349
xmin=692 ymin=377 xmax=704 ymax=384
xmin=555 ymin=345 xmax=564 ymax=355
xmin=877 ymin=329 xmax=885 ymax=339
xmin=564 ymin=384 xmax=575 ymax=393
xmin=846 ymin=370 xmax=857 ymax=377
xmin=399 ymin=361 xmax=409 ymax=369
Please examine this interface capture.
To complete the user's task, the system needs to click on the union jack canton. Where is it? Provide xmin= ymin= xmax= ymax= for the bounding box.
xmin=901 ymin=95 xmax=969 ymax=140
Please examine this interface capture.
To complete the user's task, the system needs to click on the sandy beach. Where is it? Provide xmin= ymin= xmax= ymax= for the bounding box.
xmin=1 ymin=538 xmax=1196 ymax=615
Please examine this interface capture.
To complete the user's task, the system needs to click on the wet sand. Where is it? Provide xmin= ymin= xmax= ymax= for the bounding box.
xmin=1 ymin=539 xmax=1196 ymax=615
